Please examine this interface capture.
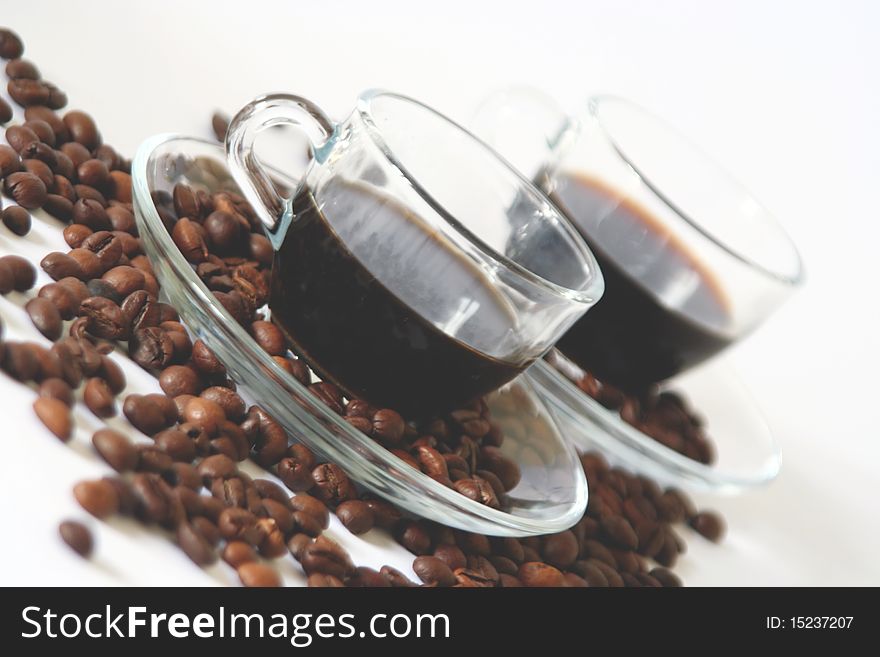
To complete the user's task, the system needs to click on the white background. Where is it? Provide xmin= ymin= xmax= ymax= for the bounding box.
xmin=1 ymin=0 xmax=878 ymax=586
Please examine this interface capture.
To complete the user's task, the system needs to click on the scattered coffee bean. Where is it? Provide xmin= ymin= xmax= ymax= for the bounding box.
xmin=4 ymin=171 xmax=46 ymax=209
xmin=83 ymin=377 xmax=116 ymax=418
xmin=2 ymin=205 xmax=31 ymax=236
xmin=63 ymin=110 xmax=101 ymax=149
xmin=237 ymin=562 xmax=281 ymax=588
xmin=73 ymin=479 xmax=119 ymax=519
xmin=335 ymin=500 xmax=374 ymax=535
xmin=59 ymin=520 xmax=93 ymax=558
xmin=26 ymin=297 xmax=62 ymax=340
xmin=413 ymin=556 xmax=456 ymax=587
xmin=689 ymin=511 xmax=726 ymax=543
xmin=33 ymin=396 xmax=72 ymax=441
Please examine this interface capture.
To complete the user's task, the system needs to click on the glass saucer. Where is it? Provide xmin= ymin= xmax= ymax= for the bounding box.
xmin=527 ymin=353 xmax=781 ymax=493
xmin=131 ymin=134 xmax=588 ymax=536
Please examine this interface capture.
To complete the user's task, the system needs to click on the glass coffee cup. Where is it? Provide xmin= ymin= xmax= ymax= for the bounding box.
xmin=225 ymin=90 xmax=604 ymax=414
xmin=476 ymin=90 xmax=804 ymax=392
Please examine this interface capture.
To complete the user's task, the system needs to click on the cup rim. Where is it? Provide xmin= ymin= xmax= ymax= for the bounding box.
xmin=354 ymin=89 xmax=605 ymax=306
xmin=586 ymin=94 xmax=805 ymax=287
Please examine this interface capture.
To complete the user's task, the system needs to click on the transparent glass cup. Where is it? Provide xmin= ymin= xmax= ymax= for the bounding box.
xmin=226 ymin=90 xmax=603 ymax=414
xmin=476 ymin=90 xmax=804 ymax=391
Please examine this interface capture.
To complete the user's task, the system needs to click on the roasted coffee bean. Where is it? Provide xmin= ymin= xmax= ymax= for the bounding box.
xmin=107 ymin=171 xmax=131 ymax=203
xmin=432 ymin=543 xmax=467 ymax=571
xmin=334 ymin=500 xmax=374 ymax=535
xmin=6 ymin=125 xmax=39 ymax=152
xmin=41 ymin=252 xmax=83 ymax=281
xmin=413 ymin=556 xmax=456 ymax=587
xmin=72 ymin=198 xmax=111 ymax=230
xmin=0 ymin=28 xmax=24 ymax=59
xmin=183 ymin=397 xmax=226 ymax=435
xmin=222 ymin=541 xmax=258 ymax=569
xmin=171 ymin=183 xmax=201 ymax=219
xmin=540 ymin=531 xmax=579 ymax=569
xmin=370 ymin=408 xmax=404 ymax=443
xmin=203 ymin=210 xmax=240 ymax=253
xmin=106 ymin=204 xmax=135 ymax=233
xmin=305 ymin=573 xmax=344 ymax=588
xmin=689 ymin=511 xmax=725 ymax=543
xmin=123 ymin=393 xmax=173 ymax=435
xmin=101 ymin=265 xmax=144 ymax=296
xmin=305 ymin=382 xmax=343 ymax=415
xmin=52 ymin=173 xmax=77 ymax=201
xmin=25 ymin=297 xmax=62 ymax=340
xmin=200 ymin=386 xmax=245 ymax=420
xmin=289 ymin=493 xmax=330 ymax=530
xmin=237 ymin=562 xmax=281 ymax=588
xmin=0 ymin=97 xmax=11 ymax=124
xmin=59 ymin=520 xmax=93 ymax=558
xmin=217 ymin=507 xmax=262 ymax=545
xmin=2 ymin=205 xmax=31 ymax=236
xmin=128 ymin=327 xmax=174 ymax=370
xmin=259 ymin=498 xmax=294 ymax=536
xmin=362 ymin=498 xmax=401 ymax=531
xmin=300 ymin=535 xmax=355 ymax=579
xmin=0 ymin=144 xmax=22 ymax=176
xmin=63 ymin=110 xmax=101 ymax=149
xmin=4 ymin=171 xmax=46 ymax=209
xmin=249 ymin=320 xmax=284 ymax=356
xmin=451 ymin=568 xmax=494 ymax=587
xmin=38 ymin=377 xmax=73 ymax=406
xmin=23 ymin=157 xmax=53 ymax=187
xmin=83 ymin=377 xmax=116 ymax=418
xmin=22 ymin=142 xmax=57 ymax=168
xmin=43 ymin=194 xmax=73 ymax=220
xmin=159 ymin=365 xmax=201 ymax=397
xmin=37 ymin=283 xmax=77 ymax=319
xmin=131 ymin=473 xmax=179 ymax=526
xmin=91 ymin=428 xmax=138 ymax=472
xmin=518 ymin=561 xmax=564 ymax=587
xmin=172 ymin=217 xmax=208 ymax=263
xmin=67 ymin=248 xmax=103 ymax=279
xmin=197 ymin=453 xmax=238 ymax=482
xmin=0 ymin=260 xmax=13 ymax=294
xmin=77 ymin=158 xmax=109 ymax=188
xmin=176 ymin=522 xmax=217 ymax=566
xmin=6 ymin=58 xmax=39 ymax=81
xmin=600 ymin=515 xmax=639 ymax=551
xmin=80 ymin=296 xmax=127 ymax=340
xmin=73 ymin=479 xmax=119 ymax=519
xmin=97 ymin=356 xmax=125 ymax=394
xmin=86 ymin=279 xmax=123 ymax=304
xmin=152 ymin=428 xmax=195 ymax=463
xmin=33 ymin=397 xmax=72 ymax=441
xmin=311 ymin=463 xmax=357 ymax=505
xmin=23 ymin=118 xmax=53 ymax=144
xmin=191 ymin=339 xmax=226 ymax=376
xmin=395 ymin=520 xmax=432 ymax=555
xmin=211 ymin=112 xmax=229 ymax=142
xmin=377 ymin=565 xmax=414 ymax=587
xmin=416 ymin=445 xmax=448 ymax=479
xmin=136 ymin=444 xmax=174 ymax=474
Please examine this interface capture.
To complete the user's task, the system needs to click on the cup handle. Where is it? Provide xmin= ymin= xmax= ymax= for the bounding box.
xmin=471 ymin=86 xmax=572 ymax=179
xmin=225 ymin=93 xmax=335 ymax=243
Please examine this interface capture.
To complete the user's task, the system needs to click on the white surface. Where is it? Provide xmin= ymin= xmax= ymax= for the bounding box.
xmin=1 ymin=0 xmax=878 ymax=586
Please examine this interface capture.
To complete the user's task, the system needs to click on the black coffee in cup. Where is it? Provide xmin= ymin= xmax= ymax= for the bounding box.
xmin=545 ymin=172 xmax=733 ymax=391
xmin=270 ymin=178 xmax=531 ymax=414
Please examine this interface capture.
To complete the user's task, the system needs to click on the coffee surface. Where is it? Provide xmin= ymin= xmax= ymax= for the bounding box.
xmin=547 ymin=172 xmax=732 ymax=391
xmin=270 ymin=178 xmax=528 ymax=413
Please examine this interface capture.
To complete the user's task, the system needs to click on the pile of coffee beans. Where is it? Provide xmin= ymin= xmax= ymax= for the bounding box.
xmin=0 ymin=25 xmax=725 ymax=586
xmin=566 ymin=368 xmax=716 ymax=465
